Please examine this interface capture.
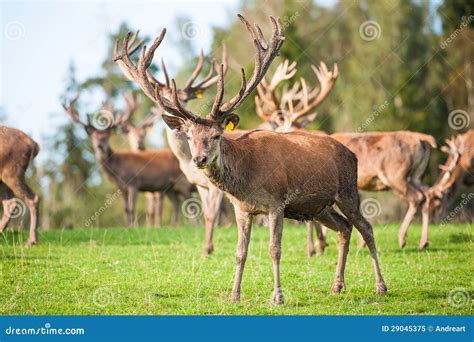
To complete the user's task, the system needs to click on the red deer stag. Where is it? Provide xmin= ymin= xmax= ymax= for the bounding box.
xmin=115 ymin=27 xmax=237 ymax=255
xmin=117 ymin=14 xmax=387 ymax=304
xmin=63 ymin=97 xmax=193 ymax=227
xmin=256 ymin=60 xmax=437 ymax=250
xmin=117 ymin=91 xmax=173 ymax=227
xmin=0 ymin=126 xmax=40 ymax=246
xmin=428 ymin=129 xmax=474 ymax=220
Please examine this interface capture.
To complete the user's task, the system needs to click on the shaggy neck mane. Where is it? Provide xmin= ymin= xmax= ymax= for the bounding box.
xmin=205 ymin=137 xmax=251 ymax=199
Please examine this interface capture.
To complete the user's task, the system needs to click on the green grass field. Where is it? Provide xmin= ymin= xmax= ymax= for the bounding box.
xmin=0 ymin=223 xmax=472 ymax=315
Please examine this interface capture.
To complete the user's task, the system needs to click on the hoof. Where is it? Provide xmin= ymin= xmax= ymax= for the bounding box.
xmin=331 ymin=281 xmax=345 ymax=294
xmin=307 ymin=248 xmax=316 ymax=257
xmin=398 ymin=238 xmax=406 ymax=249
xmin=418 ymin=241 xmax=429 ymax=250
xmin=202 ymin=245 xmax=214 ymax=256
xmin=26 ymin=240 xmax=37 ymax=247
xmin=270 ymin=289 xmax=284 ymax=305
xmin=229 ymin=292 xmax=240 ymax=303
xmin=376 ymin=282 xmax=387 ymax=295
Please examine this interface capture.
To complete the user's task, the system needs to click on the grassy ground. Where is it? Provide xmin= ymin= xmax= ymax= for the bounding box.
xmin=0 ymin=223 xmax=472 ymax=315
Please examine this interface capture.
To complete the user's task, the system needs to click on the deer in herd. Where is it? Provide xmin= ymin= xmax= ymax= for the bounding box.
xmin=117 ymin=91 xmax=177 ymax=227
xmin=115 ymin=28 xmax=237 ymax=255
xmin=116 ymin=14 xmax=387 ymax=304
xmin=428 ymin=129 xmax=474 ymax=220
xmin=256 ymin=59 xmax=437 ymax=251
xmin=0 ymin=126 xmax=40 ymax=246
xmin=63 ymin=96 xmax=194 ymax=227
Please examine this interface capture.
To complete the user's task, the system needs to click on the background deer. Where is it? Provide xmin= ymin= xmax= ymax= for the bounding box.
xmin=429 ymin=129 xmax=473 ymax=220
xmin=116 ymin=91 xmax=174 ymax=227
xmin=117 ymin=14 xmax=387 ymax=304
xmin=0 ymin=126 xmax=40 ymax=246
xmin=115 ymin=28 xmax=234 ymax=255
xmin=256 ymin=60 xmax=437 ymax=250
xmin=63 ymin=97 xmax=193 ymax=227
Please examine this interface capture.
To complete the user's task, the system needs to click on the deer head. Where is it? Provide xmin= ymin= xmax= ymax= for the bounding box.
xmin=428 ymin=135 xmax=466 ymax=216
xmin=255 ymin=60 xmax=338 ymax=131
xmin=115 ymin=90 xmax=164 ymax=151
xmin=114 ymin=14 xmax=285 ymax=168
xmin=62 ymin=96 xmax=125 ymax=158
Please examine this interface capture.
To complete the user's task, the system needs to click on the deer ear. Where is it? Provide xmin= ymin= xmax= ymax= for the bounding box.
xmin=162 ymin=114 xmax=186 ymax=131
xmin=221 ymin=114 xmax=240 ymax=131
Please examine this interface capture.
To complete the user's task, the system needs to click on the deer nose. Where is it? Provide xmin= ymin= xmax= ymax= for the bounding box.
xmin=193 ymin=155 xmax=208 ymax=167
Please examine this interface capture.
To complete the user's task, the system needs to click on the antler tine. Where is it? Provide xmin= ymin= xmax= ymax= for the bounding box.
xmin=161 ymin=58 xmax=170 ymax=88
xmin=292 ymin=61 xmax=338 ymax=121
xmin=114 ymin=29 xmax=168 ymax=104
xmin=214 ymin=14 xmax=284 ymax=118
xmin=139 ymin=107 xmax=163 ymax=129
xmin=62 ymin=95 xmax=87 ymax=126
xmin=185 ymin=49 xmax=205 ymax=88
xmin=183 ymin=43 xmax=228 ymax=96
xmin=255 ymin=95 xmax=273 ymax=121
xmin=118 ymin=90 xmax=142 ymax=125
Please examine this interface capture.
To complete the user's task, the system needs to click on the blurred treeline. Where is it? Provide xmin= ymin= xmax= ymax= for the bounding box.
xmin=17 ymin=0 xmax=474 ymax=229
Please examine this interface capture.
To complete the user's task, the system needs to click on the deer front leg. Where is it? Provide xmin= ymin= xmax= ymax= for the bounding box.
xmin=230 ymin=208 xmax=252 ymax=302
xmin=145 ymin=192 xmax=155 ymax=227
xmin=419 ymin=197 xmax=430 ymax=249
xmin=268 ymin=208 xmax=284 ymax=305
xmin=154 ymin=192 xmax=164 ymax=228
xmin=127 ymin=187 xmax=138 ymax=227
xmin=121 ymin=188 xmax=132 ymax=227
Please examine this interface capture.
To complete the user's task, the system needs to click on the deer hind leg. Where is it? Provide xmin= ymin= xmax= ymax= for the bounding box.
xmin=317 ymin=208 xmax=352 ymax=293
xmin=3 ymin=178 xmax=39 ymax=247
xmin=336 ymin=192 xmax=387 ymax=295
xmin=230 ymin=208 xmax=252 ymax=302
xmin=268 ymin=208 xmax=284 ymax=305
xmin=0 ymin=185 xmax=15 ymax=233
xmin=145 ymin=192 xmax=155 ymax=228
xmin=307 ymin=221 xmax=327 ymax=257
xmin=154 ymin=192 xmax=164 ymax=228
xmin=419 ymin=190 xmax=430 ymax=249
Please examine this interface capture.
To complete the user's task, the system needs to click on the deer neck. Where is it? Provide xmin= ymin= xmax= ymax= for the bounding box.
xmin=204 ymin=137 xmax=250 ymax=198
xmin=91 ymin=143 xmax=116 ymax=178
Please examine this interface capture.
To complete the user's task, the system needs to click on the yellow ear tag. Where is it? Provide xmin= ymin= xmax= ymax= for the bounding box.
xmin=194 ymin=90 xmax=204 ymax=99
xmin=225 ymin=121 xmax=236 ymax=131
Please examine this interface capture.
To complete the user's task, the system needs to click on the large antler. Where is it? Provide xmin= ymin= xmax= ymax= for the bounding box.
xmin=208 ymin=14 xmax=284 ymax=121
xmin=289 ymin=62 xmax=338 ymax=122
xmin=115 ymin=29 xmax=226 ymax=104
xmin=256 ymin=59 xmax=296 ymax=112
